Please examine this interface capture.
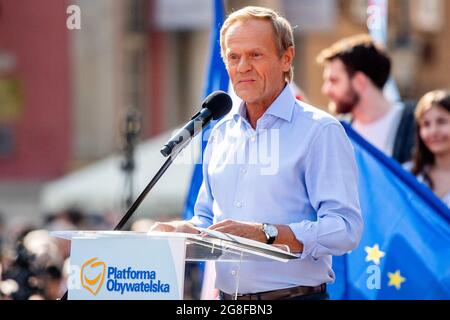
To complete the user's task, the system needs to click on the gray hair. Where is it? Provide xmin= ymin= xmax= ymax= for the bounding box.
xmin=220 ymin=6 xmax=295 ymax=82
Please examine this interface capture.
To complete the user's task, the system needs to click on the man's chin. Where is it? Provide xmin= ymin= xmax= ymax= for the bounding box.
xmin=334 ymin=103 xmax=355 ymax=114
xmin=328 ymin=102 xmax=338 ymax=115
xmin=235 ymin=91 xmax=257 ymax=104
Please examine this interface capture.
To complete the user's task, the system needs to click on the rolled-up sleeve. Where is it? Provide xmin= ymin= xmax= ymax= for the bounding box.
xmin=190 ymin=179 xmax=214 ymax=228
xmin=189 ymin=139 xmax=214 ymax=228
xmin=289 ymin=122 xmax=363 ymax=260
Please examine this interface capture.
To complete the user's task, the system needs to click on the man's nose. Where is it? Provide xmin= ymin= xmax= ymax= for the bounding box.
xmin=321 ymin=82 xmax=331 ymax=96
xmin=237 ymin=56 xmax=252 ymax=73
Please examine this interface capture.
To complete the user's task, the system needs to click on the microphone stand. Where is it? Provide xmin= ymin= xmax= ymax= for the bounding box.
xmin=115 ymin=155 xmax=174 ymax=231
xmin=60 ymin=151 xmax=179 ymax=300
xmin=121 ymin=109 xmax=141 ymax=211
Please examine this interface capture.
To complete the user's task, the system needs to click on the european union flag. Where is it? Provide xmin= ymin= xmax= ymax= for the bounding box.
xmin=329 ymin=122 xmax=450 ymax=300
xmin=182 ymin=0 xmax=229 ymax=220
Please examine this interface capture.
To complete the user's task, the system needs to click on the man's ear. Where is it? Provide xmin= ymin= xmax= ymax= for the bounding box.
xmin=282 ymin=46 xmax=295 ymax=72
xmin=351 ymin=71 xmax=368 ymax=92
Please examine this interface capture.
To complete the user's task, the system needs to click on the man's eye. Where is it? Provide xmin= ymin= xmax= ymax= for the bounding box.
xmin=252 ymin=53 xmax=262 ymax=58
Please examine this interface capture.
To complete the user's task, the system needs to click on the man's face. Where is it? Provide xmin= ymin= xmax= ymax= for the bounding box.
xmin=223 ymin=19 xmax=292 ymax=108
xmin=321 ymin=59 xmax=359 ymax=114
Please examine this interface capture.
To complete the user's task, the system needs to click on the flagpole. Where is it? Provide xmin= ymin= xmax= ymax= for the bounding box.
xmin=367 ymin=0 xmax=388 ymax=45
xmin=182 ymin=0 xmax=229 ymax=220
xmin=367 ymin=0 xmax=401 ymax=102
xmin=181 ymin=0 xmax=229 ymax=300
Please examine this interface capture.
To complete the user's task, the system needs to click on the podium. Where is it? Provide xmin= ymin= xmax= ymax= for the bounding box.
xmin=52 ymin=230 xmax=298 ymax=300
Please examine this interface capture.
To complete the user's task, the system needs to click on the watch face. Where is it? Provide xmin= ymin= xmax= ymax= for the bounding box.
xmin=265 ymin=224 xmax=278 ymax=237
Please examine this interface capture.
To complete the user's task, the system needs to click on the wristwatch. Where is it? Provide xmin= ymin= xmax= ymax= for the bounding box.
xmin=262 ymin=223 xmax=278 ymax=244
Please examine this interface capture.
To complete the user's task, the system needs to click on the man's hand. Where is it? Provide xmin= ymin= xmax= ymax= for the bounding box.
xmin=209 ymin=219 xmax=304 ymax=253
xmin=208 ymin=219 xmax=266 ymax=243
xmin=149 ymin=221 xmax=200 ymax=234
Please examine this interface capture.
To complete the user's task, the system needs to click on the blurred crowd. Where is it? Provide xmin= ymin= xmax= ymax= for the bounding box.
xmin=0 ymin=208 xmax=115 ymax=300
xmin=0 ymin=209 xmax=202 ymax=300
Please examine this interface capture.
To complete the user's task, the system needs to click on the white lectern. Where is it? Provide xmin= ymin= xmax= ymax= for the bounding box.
xmin=52 ymin=230 xmax=298 ymax=300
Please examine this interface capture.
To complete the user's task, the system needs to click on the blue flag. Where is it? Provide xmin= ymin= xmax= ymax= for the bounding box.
xmin=182 ymin=0 xmax=229 ymax=220
xmin=329 ymin=122 xmax=450 ymax=300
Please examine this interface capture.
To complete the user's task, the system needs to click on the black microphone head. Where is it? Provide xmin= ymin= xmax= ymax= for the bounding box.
xmin=203 ymin=90 xmax=232 ymax=120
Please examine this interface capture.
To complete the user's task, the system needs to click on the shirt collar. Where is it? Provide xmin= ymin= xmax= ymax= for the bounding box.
xmin=232 ymin=84 xmax=296 ymax=123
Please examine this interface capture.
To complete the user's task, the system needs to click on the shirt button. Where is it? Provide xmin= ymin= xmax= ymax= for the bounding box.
xmin=241 ymin=168 xmax=247 ymax=174
xmin=230 ymin=270 xmax=237 ymax=276
xmin=250 ymin=135 xmax=256 ymax=142
xmin=235 ymin=201 xmax=242 ymax=208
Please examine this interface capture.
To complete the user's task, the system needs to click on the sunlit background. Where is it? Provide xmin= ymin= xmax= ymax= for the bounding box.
xmin=0 ymin=0 xmax=448 ymax=299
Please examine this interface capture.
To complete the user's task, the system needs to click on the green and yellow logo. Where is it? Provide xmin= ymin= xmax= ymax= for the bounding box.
xmin=81 ymin=257 xmax=106 ymax=295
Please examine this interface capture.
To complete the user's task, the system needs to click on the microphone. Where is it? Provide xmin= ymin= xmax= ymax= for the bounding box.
xmin=160 ymin=91 xmax=232 ymax=157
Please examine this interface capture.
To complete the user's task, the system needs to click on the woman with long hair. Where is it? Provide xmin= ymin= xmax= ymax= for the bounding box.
xmin=411 ymin=89 xmax=450 ymax=207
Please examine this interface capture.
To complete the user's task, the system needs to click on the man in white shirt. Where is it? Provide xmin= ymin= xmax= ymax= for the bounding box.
xmin=151 ymin=6 xmax=363 ymax=300
xmin=317 ymin=34 xmax=415 ymax=163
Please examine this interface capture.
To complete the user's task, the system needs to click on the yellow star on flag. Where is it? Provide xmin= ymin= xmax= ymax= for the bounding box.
xmin=388 ymin=270 xmax=406 ymax=290
xmin=365 ymin=244 xmax=385 ymax=265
